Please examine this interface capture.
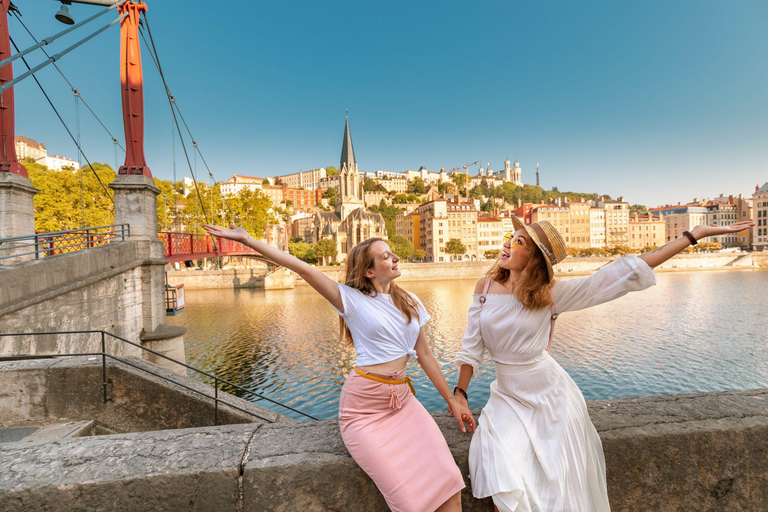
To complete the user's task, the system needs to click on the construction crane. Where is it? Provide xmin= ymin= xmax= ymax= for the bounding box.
xmin=448 ymin=161 xmax=480 ymax=187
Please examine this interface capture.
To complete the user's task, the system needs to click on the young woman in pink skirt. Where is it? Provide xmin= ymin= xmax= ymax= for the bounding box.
xmin=203 ymin=225 xmax=475 ymax=512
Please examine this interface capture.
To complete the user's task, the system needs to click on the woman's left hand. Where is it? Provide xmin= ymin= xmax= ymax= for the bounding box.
xmin=447 ymin=397 xmax=475 ymax=433
xmin=690 ymin=221 xmax=755 ymax=240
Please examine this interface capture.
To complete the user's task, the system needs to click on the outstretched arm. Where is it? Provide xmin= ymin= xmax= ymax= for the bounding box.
xmin=638 ymin=221 xmax=755 ymax=268
xmin=414 ymin=327 xmax=475 ymax=433
xmin=203 ymin=224 xmax=343 ymax=312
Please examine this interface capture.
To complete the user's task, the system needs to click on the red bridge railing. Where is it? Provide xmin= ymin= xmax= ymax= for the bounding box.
xmin=158 ymin=232 xmax=258 ymax=263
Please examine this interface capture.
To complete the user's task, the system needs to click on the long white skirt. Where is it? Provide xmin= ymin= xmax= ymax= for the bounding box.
xmin=468 ymin=355 xmax=611 ymax=512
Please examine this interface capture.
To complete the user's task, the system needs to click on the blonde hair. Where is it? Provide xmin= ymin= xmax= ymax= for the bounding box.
xmin=339 ymin=238 xmax=420 ymax=343
xmin=486 ymin=245 xmax=553 ymax=309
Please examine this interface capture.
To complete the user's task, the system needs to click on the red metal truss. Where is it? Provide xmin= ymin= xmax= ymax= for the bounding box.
xmin=118 ymin=1 xmax=151 ymax=177
xmin=0 ymin=0 xmax=27 ymax=177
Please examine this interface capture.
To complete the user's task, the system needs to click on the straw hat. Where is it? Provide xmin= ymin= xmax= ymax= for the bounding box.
xmin=510 ymin=217 xmax=567 ymax=281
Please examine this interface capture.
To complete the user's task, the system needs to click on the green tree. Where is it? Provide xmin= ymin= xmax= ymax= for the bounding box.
xmin=607 ymin=245 xmax=632 ymax=256
xmin=28 ymin=161 xmax=115 ymax=232
xmin=155 ymin=177 xmax=188 ymax=232
xmin=445 ymin=238 xmax=466 ymax=260
xmin=484 ymin=249 xmax=501 ymax=260
xmin=407 ymin=177 xmax=426 ymax=194
xmin=363 ymin=177 xmax=386 ymax=192
xmin=223 ymin=188 xmax=274 ymax=238
xmin=368 ymin=200 xmax=403 ymax=237
xmin=289 ymin=240 xmax=316 ymax=263
xmin=325 ymin=166 xmax=339 ymax=177
xmin=323 ymin=187 xmax=338 ymax=206
xmin=438 ymin=181 xmax=455 ymax=194
xmin=314 ymin=238 xmax=338 ymax=265
xmin=451 ymin=173 xmax=469 ymax=191
xmin=413 ymin=249 xmax=426 ymax=261
xmin=389 ymin=234 xmax=414 ymax=259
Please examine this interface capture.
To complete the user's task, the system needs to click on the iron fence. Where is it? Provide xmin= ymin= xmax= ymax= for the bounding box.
xmin=0 ymin=224 xmax=130 ymax=262
xmin=0 ymin=330 xmax=318 ymax=423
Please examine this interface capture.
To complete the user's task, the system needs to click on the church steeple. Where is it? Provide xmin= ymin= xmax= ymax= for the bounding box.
xmin=336 ymin=112 xmax=363 ymax=219
xmin=340 ymin=113 xmax=356 ymax=172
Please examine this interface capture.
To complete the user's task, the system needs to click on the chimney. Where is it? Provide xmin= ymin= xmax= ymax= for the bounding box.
xmin=618 ymin=196 xmax=624 ymax=202
xmin=757 ymin=184 xmax=761 ymax=192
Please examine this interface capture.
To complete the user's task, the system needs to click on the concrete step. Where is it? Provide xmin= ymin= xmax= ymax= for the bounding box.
xmin=0 ymin=420 xmax=94 ymax=445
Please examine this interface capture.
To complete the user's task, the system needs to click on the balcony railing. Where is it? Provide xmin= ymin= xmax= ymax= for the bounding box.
xmin=0 ymin=224 xmax=130 ymax=262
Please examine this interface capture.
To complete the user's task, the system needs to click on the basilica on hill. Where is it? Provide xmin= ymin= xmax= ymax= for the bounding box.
xmin=313 ymin=115 xmax=387 ymax=263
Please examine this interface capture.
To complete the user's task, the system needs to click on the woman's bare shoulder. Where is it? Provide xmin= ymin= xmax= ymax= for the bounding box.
xmin=474 ymin=277 xmax=490 ymax=294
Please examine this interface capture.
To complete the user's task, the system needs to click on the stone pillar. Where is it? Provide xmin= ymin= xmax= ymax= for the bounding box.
xmin=0 ymin=173 xmax=38 ymax=264
xmin=109 ymin=174 xmax=160 ymax=244
xmin=109 ymin=174 xmax=179 ymax=361
xmin=140 ymin=324 xmax=187 ymax=376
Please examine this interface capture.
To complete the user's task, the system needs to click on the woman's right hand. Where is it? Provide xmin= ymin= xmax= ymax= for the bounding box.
xmin=202 ymin=223 xmax=249 ymax=243
xmin=447 ymin=396 xmax=475 ymax=433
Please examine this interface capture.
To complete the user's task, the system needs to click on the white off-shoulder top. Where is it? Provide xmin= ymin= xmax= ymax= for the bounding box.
xmin=332 ymin=283 xmax=431 ymax=366
xmin=455 ymin=255 xmax=657 ymax=377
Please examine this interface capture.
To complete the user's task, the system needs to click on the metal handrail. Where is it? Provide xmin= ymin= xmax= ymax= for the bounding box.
xmin=0 ymin=224 xmax=130 ymax=262
xmin=0 ymin=330 xmax=318 ymax=422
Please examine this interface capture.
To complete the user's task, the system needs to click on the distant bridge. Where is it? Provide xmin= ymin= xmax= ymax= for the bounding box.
xmin=158 ymin=232 xmax=272 ymax=264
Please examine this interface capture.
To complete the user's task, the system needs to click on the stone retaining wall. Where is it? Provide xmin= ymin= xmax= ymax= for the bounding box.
xmin=0 ymin=241 xmax=164 ymax=358
xmin=2 ymin=387 xmax=766 ymax=511
xmin=298 ymin=252 xmax=763 ymax=285
xmin=167 ymin=253 xmax=764 ymax=291
xmin=0 ymin=357 xmax=286 ymax=433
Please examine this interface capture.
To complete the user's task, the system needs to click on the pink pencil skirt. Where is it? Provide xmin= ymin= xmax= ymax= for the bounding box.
xmin=339 ymin=368 xmax=465 ymax=512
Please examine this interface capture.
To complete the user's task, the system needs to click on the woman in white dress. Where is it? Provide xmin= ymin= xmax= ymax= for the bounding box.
xmin=452 ymin=217 xmax=754 ymax=512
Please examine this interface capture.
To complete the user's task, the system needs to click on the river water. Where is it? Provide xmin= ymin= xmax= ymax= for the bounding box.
xmin=168 ymin=269 xmax=768 ymax=421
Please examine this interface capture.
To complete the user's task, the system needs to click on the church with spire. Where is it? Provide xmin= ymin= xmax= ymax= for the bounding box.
xmin=313 ymin=114 xmax=387 ymax=263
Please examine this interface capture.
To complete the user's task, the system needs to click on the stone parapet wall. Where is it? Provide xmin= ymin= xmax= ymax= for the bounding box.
xmin=2 ymin=387 xmax=766 ymax=511
xmin=754 ymin=252 xmax=768 ymax=268
xmin=0 ymin=242 xmax=165 ymax=358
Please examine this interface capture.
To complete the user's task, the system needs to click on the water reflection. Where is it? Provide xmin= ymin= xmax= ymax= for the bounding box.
xmin=169 ymin=269 xmax=768 ymax=421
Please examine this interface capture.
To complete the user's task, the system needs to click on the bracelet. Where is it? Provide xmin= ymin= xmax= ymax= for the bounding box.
xmin=453 ymin=386 xmax=468 ymax=399
xmin=682 ymin=230 xmax=698 ymax=246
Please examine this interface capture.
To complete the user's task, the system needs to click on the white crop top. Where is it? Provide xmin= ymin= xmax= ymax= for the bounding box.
xmin=332 ymin=283 xmax=431 ymax=366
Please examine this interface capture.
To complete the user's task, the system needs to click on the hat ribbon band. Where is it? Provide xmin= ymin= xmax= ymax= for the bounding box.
xmin=538 ymin=242 xmax=556 ymax=265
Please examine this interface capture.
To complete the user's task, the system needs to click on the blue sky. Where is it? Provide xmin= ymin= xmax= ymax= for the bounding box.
xmin=9 ymin=1 xmax=768 ymax=207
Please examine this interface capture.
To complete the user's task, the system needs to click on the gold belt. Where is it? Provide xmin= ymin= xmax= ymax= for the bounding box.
xmin=354 ymin=367 xmax=416 ymax=395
